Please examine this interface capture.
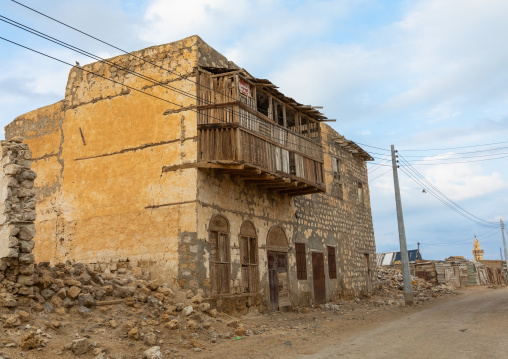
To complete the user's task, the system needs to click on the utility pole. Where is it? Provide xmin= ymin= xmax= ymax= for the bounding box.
xmin=391 ymin=145 xmax=414 ymax=306
xmin=501 ymin=219 xmax=507 ymax=277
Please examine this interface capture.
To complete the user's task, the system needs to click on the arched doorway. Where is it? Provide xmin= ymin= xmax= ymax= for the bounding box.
xmin=266 ymin=226 xmax=289 ymax=311
xmin=209 ymin=214 xmax=230 ymax=294
xmin=239 ymin=221 xmax=259 ymax=293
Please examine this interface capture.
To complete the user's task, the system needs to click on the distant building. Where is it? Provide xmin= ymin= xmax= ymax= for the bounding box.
xmin=377 ymin=249 xmax=421 ymax=266
xmin=472 ymin=236 xmax=484 ymax=261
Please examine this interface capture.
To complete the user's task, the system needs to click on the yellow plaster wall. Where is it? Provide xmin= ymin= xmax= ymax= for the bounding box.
xmin=5 ymin=36 xmax=205 ymax=281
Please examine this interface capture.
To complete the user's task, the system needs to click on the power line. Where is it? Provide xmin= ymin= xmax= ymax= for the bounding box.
xmin=398 ymin=166 xmax=497 ymax=228
xmin=398 ymin=154 xmax=498 ymax=227
xmin=9 ymin=0 xmax=235 ymax=103
xmin=0 ymin=25 xmax=323 ymax=157
xmin=419 ymin=229 xmax=500 ymax=246
xmin=400 ymin=154 xmax=508 ymax=165
xmin=351 ymin=142 xmax=390 ymax=152
xmin=394 ymin=145 xmax=508 ymax=157
xmin=0 ymin=15 xmax=202 ymax=104
xmin=0 ymin=36 xmax=200 ymax=112
xmin=399 ymin=140 xmax=508 ymax=152
xmin=7 ymin=0 xmax=334 ymax=157
xmin=399 ymin=151 xmax=508 ymax=162
xmin=368 ymin=168 xmax=391 ymax=183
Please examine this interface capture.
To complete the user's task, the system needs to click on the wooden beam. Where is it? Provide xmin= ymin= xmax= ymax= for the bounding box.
xmin=198 ymin=163 xmax=245 ymax=170
xmin=162 ymin=162 xmax=198 ymax=172
xmin=238 ymin=174 xmax=275 ymax=181
xmin=257 ymin=183 xmax=293 ymax=189
xmin=215 ymin=168 xmax=260 ymax=175
xmin=288 ymin=188 xmax=325 ymax=197
xmin=277 ymin=184 xmax=309 ymax=193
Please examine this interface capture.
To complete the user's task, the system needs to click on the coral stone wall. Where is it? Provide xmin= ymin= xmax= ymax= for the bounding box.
xmin=0 ymin=140 xmax=36 ymax=297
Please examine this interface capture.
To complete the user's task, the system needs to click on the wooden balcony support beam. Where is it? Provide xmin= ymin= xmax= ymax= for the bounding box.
xmin=215 ymin=168 xmax=261 ymax=175
xmin=288 ymin=188 xmax=324 ymax=197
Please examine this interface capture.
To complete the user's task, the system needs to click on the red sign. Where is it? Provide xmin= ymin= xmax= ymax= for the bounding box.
xmin=239 ymin=78 xmax=252 ymax=97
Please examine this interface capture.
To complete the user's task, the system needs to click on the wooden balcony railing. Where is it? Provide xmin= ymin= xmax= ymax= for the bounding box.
xmin=197 ymin=103 xmax=325 ymax=195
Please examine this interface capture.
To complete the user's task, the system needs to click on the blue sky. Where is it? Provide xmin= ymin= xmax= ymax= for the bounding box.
xmin=1 ymin=0 xmax=507 ymax=260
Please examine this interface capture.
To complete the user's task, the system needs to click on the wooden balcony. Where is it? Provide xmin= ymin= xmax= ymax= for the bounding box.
xmin=197 ymin=101 xmax=325 ymax=196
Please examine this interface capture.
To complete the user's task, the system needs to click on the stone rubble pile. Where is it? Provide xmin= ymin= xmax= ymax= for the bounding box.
xmin=374 ymin=266 xmax=458 ymax=305
xmin=0 ymin=261 xmax=268 ymax=357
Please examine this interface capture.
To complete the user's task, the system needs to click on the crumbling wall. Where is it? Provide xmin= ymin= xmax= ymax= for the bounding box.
xmin=0 ymin=140 xmax=36 ymax=300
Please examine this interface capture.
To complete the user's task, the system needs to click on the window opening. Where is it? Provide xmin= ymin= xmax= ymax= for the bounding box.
xmin=274 ymin=102 xmax=285 ymax=127
xmin=286 ymin=107 xmax=296 ymax=132
xmin=240 ymin=222 xmax=259 ymax=293
xmin=300 ymin=115 xmax=309 ymax=138
xmin=256 ymin=90 xmax=270 ymax=118
xmin=331 ymin=157 xmax=341 ymax=181
xmin=209 ymin=215 xmax=230 ymax=294
xmin=289 ymin=152 xmax=296 ymax=175
xmin=327 ymin=246 xmax=337 ymax=279
xmin=295 ymin=243 xmax=307 ymax=280
xmin=358 ymin=182 xmax=364 ymax=204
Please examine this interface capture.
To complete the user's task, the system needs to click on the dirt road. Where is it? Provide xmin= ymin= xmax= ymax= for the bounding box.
xmin=303 ymin=286 xmax=508 ymax=359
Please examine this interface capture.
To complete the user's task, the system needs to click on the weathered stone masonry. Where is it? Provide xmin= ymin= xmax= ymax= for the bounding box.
xmin=0 ymin=140 xmax=37 ymax=302
xmin=6 ymin=36 xmax=377 ymax=313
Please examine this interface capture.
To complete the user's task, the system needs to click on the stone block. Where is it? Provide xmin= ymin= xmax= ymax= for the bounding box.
xmin=17 ymin=224 xmax=35 ymax=240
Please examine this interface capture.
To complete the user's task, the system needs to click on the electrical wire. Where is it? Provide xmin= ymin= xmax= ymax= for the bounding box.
xmin=399 ymin=151 xmax=508 ymax=162
xmin=399 ymin=154 xmax=508 ymax=166
xmin=419 ymin=229 xmax=500 ymax=246
xmin=368 ymin=168 xmax=391 ymax=183
xmin=399 ymin=140 xmax=508 ymax=152
xmin=398 ymin=166 xmax=498 ymax=228
xmin=394 ymin=145 xmax=508 ymax=157
xmin=398 ymin=154 xmax=499 ymax=227
xmin=0 ymin=27 xmax=323 ymax=157
xmin=9 ymin=0 xmax=236 ymax=103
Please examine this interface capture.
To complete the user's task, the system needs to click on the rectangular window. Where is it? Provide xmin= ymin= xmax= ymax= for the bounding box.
xmin=240 ymin=236 xmax=258 ymax=293
xmin=210 ymin=231 xmax=230 ymax=294
xmin=331 ymin=157 xmax=341 ymax=181
xmin=358 ymin=182 xmax=364 ymax=204
xmin=295 ymin=243 xmax=307 ymax=280
xmin=327 ymin=246 xmax=337 ymax=279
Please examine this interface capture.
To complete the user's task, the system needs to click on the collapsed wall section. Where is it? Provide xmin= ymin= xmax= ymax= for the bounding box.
xmin=0 ymin=140 xmax=36 ymax=298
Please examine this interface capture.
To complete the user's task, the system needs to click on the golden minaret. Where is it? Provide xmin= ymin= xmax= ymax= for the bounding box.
xmin=472 ymin=236 xmax=484 ymax=261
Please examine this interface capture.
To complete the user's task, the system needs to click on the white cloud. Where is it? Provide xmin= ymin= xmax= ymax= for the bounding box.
xmin=414 ymin=157 xmax=507 ymax=201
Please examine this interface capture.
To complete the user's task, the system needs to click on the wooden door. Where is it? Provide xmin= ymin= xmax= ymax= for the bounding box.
xmin=312 ymin=252 xmax=326 ymax=304
xmin=267 ymin=251 xmax=288 ymax=311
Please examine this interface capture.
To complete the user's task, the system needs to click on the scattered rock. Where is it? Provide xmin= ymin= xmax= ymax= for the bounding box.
xmin=235 ymin=327 xmax=246 ymax=336
xmin=128 ymin=326 xmax=139 ymax=340
xmin=0 ymin=293 xmax=17 ymax=307
xmin=2 ymin=313 xmax=21 ymax=328
xmin=144 ymin=332 xmax=157 ymax=346
xmin=71 ymin=338 xmax=90 ymax=355
xmin=182 ymin=305 xmax=193 ymax=316
xmin=19 ymin=332 xmax=42 ymax=351
xmin=164 ymin=319 xmax=179 ymax=330
xmin=143 ymin=346 xmax=163 ymax=359
xmin=67 ymin=286 xmax=82 ymax=299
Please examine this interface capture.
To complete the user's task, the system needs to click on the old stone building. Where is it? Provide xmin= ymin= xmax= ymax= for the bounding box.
xmin=6 ymin=35 xmax=377 ymax=312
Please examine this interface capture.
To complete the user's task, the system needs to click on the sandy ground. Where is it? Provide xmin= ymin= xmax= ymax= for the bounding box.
xmin=0 ymin=286 xmax=505 ymax=358
xmin=205 ymin=286 xmax=508 ymax=359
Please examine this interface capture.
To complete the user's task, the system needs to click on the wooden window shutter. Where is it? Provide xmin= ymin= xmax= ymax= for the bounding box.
xmin=295 ymin=243 xmax=307 ymax=280
xmin=328 ymin=246 xmax=337 ymax=279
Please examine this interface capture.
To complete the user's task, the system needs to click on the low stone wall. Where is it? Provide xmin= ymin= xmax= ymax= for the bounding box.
xmin=0 ymin=139 xmax=36 ymax=302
